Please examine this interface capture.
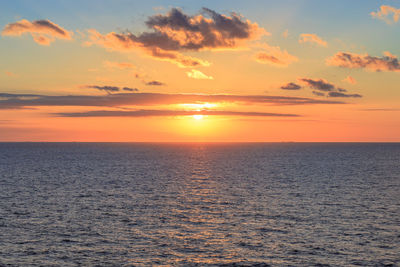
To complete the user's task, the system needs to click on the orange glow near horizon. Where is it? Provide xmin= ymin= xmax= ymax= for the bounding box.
xmin=178 ymin=103 xmax=219 ymax=110
xmin=193 ymin=114 xmax=204 ymax=120
xmin=0 ymin=3 xmax=400 ymax=142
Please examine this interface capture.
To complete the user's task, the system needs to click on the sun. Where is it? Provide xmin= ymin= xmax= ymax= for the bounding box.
xmin=193 ymin=114 xmax=204 ymax=120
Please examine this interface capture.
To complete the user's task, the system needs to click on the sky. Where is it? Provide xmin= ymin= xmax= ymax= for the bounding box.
xmin=0 ymin=0 xmax=399 ymax=142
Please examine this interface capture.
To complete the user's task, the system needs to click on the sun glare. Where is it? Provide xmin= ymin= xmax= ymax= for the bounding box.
xmin=179 ymin=103 xmax=218 ymax=110
xmin=193 ymin=114 xmax=204 ymax=120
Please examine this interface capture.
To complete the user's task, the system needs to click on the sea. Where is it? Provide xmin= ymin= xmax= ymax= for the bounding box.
xmin=0 ymin=143 xmax=399 ymax=266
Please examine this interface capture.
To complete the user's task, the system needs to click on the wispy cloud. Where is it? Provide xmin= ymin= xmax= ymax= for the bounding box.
xmin=328 ymin=92 xmax=362 ymax=98
xmin=294 ymin=77 xmax=362 ymax=98
xmin=103 ymin=61 xmax=136 ymax=70
xmin=280 ymin=82 xmax=302 ymax=90
xmin=145 ymin=81 xmax=165 ymax=86
xmin=361 ymin=108 xmax=400 ymax=111
xmin=84 ymin=85 xmax=138 ymax=94
xmin=255 ymin=44 xmax=298 ymax=67
xmin=123 ymin=87 xmax=139 ymax=92
xmin=2 ymin=19 xmax=72 ymax=45
xmin=371 ymin=5 xmax=400 ymax=24
xmin=85 ymin=7 xmax=266 ymax=67
xmin=186 ymin=69 xmax=213 ymax=80
xmin=54 ymin=109 xmax=300 ymax=118
xmin=86 ymin=30 xmax=210 ymax=68
xmin=282 ymin=29 xmax=289 ymax=38
xmin=327 ymin=51 xmax=400 ymax=72
xmin=342 ymin=75 xmax=357 ymax=84
xmin=5 ymin=71 xmax=17 ymax=77
xmin=299 ymin=78 xmax=336 ymax=92
xmin=299 ymin=33 xmax=327 ymax=47
xmin=0 ymin=92 xmax=345 ymax=110
xmin=312 ymin=91 xmax=325 ymax=97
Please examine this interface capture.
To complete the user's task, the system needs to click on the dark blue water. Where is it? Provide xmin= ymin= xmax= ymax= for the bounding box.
xmin=0 ymin=143 xmax=399 ymax=266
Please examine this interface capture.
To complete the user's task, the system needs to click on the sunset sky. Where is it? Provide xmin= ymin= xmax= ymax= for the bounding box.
xmin=1 ymin=0 xmax=399 ymax=142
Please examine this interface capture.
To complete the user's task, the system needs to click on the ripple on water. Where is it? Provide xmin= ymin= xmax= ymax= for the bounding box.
xmin=0 ymin=143 xmax=399 ymax=266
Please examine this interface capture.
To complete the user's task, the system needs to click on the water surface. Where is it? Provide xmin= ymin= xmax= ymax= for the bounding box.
xmin=0 ymin=143 xmax=399 ymax=266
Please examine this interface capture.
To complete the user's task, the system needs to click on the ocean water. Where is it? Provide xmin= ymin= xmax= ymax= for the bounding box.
xmin=0 ymin=143 xmax=399 ymax=266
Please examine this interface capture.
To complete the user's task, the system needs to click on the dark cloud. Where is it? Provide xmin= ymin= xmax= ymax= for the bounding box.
xmin=299 ymin=78 xmax=335 ymax=92
xmin=280 ymin=82 xmax=302 ymax=90
xmin=139 ymin=7 xmax=265 ymax=51
xmin=86 ymin=85 xmax=120 ymax=93
xmin=327 ymin=51 xmax=400 ymax=72
xmin=312 ymin=91 xmax=325 ymax=97
xmin=85 ymin=85 xmax=139 ymax=93
xmin=146 ymin=81 xmax=165 ymax=86
xmin=280 ymin=77 xmax=363 ymax=98
xmin=123 ymin=87 xmax=139 ymax=92
xmin=54 ymin=109 xmax=300 ymax=118
xmin=328 ymin=92 xmax=362 ymax=98
xmin=86 ymin=7 xmax=266 ymax=67
xmin=0 ymin=92 xmax=345 ymax=109
xmin=0 ymin=93 xmax=41 ymax=98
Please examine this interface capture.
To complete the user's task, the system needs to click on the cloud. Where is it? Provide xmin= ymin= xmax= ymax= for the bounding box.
xmin=342 ymin=75 xmax=357 ymax=84
xmin=86 ymin=30 xmax=210 ymax=68
xmin=54 ymin=109 xmax=300 ymax=118
xmin=123 ymin=87 xmax=139 ymax=92
xmin=2 ymin=19 xmax=72 ymax=45
xmin=299 ymin=33 xmax=327 ymax=47
xmin=5 ymin=71 xmax=17 ymax=77
xmin=298 ymin=78 xmax=335 ymax=92
xmin=0 ymin=93 xmax=41 ymax=98
xmin=86 ymin=7 xmax=266 ymax=67
xmin=361 ymin=108 xmax=400 ymax=111
xmin=146 ymin=80 xmax=165 ymax=86
xmin=371 ymin=5 xmax=400 ymax=24
xmin=327 ymin=51 xmax=400 ymax=72
xmin=282 ymin=29 xmax=289 ymax=38
xmin=144 ymin=7 xmax=267 ymax=50
xmin=103 ymin=61 xmax=136 ymax=69
xmin=255 ymin=44 xmax=298 ymax=67
xmin=280 ymin=82 xmax=301 ymax=90
xmin=84 ymin=85 xmax=138 ymax=94
xmin=0 ymin=92 xmax=345 ymax=109
xmin=328 ymin=92 xmax=362 ymax=98
xmin=312 ymin=91 xmax=325 ymax=97
xmin=186 ymin=69 xmax=213 ymax=80
xmin=85 ymin=85 xmax=120 ymax=93
xmin=297 ymin=77 xmax=362 ymax=98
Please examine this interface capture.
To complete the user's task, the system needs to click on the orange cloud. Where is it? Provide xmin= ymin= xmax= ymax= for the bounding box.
xmin=299 ymin=33 xmax=327 ymax=47
xmin=371 ymin=5 xmax=400 ymax=24
xmin=144 ymin=8 xmax=267 ymax=51
xmin=186 ymin=69 xmax=214 ymax=80
xmin=342 ymin=76 xmax=357 ymax=84
xmin=282 ymin=29 xmax=289 ymax=38
xmin=327 ymin=51 xmax=400 ymax=72
xmin=5 ymin=71 xmax=17 ymax=77
xmin=2 ymin=19 xmax=72 ymax=45
xmin=86 ymin=29 xmax=210 ymax=68
xmin=85 ymin=8 xmax=267 ymax=67
xmin=103 ymin=61 xmax=136 ymax=70
xmin=255 ymin=44 xmax=298 ymax=67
